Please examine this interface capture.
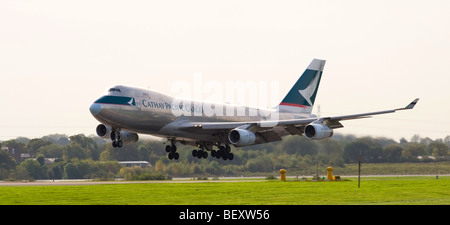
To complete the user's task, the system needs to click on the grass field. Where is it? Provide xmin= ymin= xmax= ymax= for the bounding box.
xmin=0 ymin=176 xmax=449 ymax=205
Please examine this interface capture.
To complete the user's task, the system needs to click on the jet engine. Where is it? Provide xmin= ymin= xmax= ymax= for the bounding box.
xmin=304 ymin=123 xmax=334 ymax=140
xmin=96 ymin=124 xmax=111 ymax=138
xmin=96 ymin=124 xmax=139 ymax=144
xmin=119 ymin=131 xmax=139 ymax=144
xmin=228 ymin=128 xmax=256 ymax=146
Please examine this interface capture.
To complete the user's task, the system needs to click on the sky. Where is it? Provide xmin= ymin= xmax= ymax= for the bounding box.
xmin=1 ymin=0 xmax=450 ymax=142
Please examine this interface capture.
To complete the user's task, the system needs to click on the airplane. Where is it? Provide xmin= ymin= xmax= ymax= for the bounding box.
xmin=89 ymin=59 xmax=419 ymax=160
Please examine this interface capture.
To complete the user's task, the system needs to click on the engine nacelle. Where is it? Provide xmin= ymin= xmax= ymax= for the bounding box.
xmin=96 ymin=124 xmax=139 ymax=144
xmin=304 ymin=123 xmax=334 ymax=140
xmin=120 ymin=131 xmax=139 ymax=144
xmin=96 ymin=124 xmax=111 ymax=138
xmin=228 ymin=129 xmax=256 ymax=146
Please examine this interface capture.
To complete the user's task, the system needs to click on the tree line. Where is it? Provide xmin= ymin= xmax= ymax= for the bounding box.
xmin=0 ymin=133 xmax=449 ymax=180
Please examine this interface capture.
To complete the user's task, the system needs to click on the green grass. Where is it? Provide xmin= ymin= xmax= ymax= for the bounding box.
xmin=1 ymin=176 xmax=449 ymax=205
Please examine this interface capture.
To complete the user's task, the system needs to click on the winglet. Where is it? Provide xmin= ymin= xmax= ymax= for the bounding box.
xmin=397 ymin=98 xmax=419 ymax=110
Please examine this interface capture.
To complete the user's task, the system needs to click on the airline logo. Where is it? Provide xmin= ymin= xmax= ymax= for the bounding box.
xmin=298 ymin=71 xmax=321 ymax=107
xmin=280 ymin=69 xmax=322 ymax=108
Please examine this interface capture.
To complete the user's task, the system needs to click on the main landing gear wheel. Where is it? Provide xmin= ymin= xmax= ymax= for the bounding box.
xmin=192 ymin=149 xmax=208 ymax=159
xmin=214 ymin=145 xmax=233 ymax=160
xmin=112 ymin=140 xmax=123 ymax=148
xmin=166 ymin=144 xmax=179 ymax=160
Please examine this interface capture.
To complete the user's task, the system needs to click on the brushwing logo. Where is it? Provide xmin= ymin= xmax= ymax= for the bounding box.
xmin=128 ymin=97 xmax=136 ymax=106
xmin=298 ymin=72 xmax=320 ymax=107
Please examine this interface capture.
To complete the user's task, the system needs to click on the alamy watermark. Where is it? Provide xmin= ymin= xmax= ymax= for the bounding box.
xmin=169 ymin=73 xmax=280 ymax=123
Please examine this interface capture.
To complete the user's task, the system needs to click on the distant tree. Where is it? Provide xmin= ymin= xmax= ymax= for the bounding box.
xmin=101 ymin=144 xmax=140 ymax=161
xmin=27 ymin=138 xmax=52 ymax=155
xmin=76 ymin=161 xmax=91 ymax=178
xmin=166 ymin=162 xmax=185 ymax=176
xmin=344 ymin=141 xmax=368 ymax=163
xmin=37 ymin=143 xmax=64 ymax=158
xmin=343 ymin=138 xmax=383 ymax=163
xmin=99 ymin=148 xmax=116 ymax=161
xmin=17 ymin=159 xmax=45 ymax=179
xmin=280 ymin=136 xmax=318 ymax=156
xmin=36 ymin=154 xmax=45 ymax=166
xmin=318 ymin=138 xmax=344 ymax=157
xmin=245 ymin=156 xmax=273 ymax=172
xmin=64 ymin=163 xmax=79 ymax=179
xmin=138 ymin=146 xmax=150 ymax=162
xmin=63 ymin=143 xmax=90 ymax=161
xmin=14 ymin=137 xmax=30 ymax=145
xmin=47 ymin=161 xmax=64 ymax=179
xmin=444 ymin=135 xmax=450 ymax=147
xmin=402 ymin=143 xmax=426 ymax=161
xmin=428 ymin=142 xmax=448 ymax=159
xmin=69 ymin=134 xmax=100 ymax=160
xmin=0 ymin=168 xmax=9 ymax=180
xmin=119 ymin=144 xmax=141 ymax=161
xmin=3 ymin=140 xmax=25 ymax=156
xmin=42 ymin=134 xmax=69 ymax=145
xmin=382 ymin=144 xmax=403 ymax=163
xmin=154 ymin=160 xmax=167 ymax=172
xmin=0 ymin=151 xmax=16 ymax=171
xmin=400 ymin=137 xmax=408 ymax=144
xmin=410 ymin=134 xmax=421 ymax=143
xmin=420 ymin=137 xmax=433 ymax=145
xmin=205 ymin=161 xmax=223 ymax=175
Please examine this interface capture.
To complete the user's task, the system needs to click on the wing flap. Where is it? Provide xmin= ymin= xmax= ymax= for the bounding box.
xmin=257 ymin=130 xmax=283 ymax=142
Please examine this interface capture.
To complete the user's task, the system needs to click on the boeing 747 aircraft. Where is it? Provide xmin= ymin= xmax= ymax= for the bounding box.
xmin=89 ymin=59 xmax=419 ymax=160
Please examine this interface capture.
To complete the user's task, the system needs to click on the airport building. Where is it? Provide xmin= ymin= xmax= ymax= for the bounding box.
xmin=118 ymin=161 xmax=151 ymax=168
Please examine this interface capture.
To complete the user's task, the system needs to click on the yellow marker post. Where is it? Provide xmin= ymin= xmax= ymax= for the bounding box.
xmin=280 ymin=169 xmax=286 ymax=181
xmin=327 ymin=167 xmax=334 ymax=181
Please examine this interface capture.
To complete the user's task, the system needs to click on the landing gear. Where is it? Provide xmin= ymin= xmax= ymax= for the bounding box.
xmin=163 ymin=140 xmax=234 ymax=161
xmin=111 ymin=131 xmax=123 ymax=148
xmin=166 ymin=144 xmax=179 ymax=160
xmin=112 ymin=140 xmax=123 ymax=148
xmin=192 ymin=149 xmax=208 ymax=159
xmin=213 ymin=145 xmax=233 ymax=160
xmin=192 ymin=144 xmax=234 ymax=160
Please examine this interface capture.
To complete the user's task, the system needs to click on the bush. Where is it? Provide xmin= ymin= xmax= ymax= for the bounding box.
xmin=133 ymin=173 xmax=170 ymax=180
xmin=118 ymin=166 xmax=171 ymax=180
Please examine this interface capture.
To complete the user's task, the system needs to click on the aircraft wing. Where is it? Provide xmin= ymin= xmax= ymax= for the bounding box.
xmin=324 ymin=98 xmax=419 ymax=121
xmin=181 ymin=98 xmax=419 ymax=130
xmin=175 ymin=98 xmax=419 ymax=143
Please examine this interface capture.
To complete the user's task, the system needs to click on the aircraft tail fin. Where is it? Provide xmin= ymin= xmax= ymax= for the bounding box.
xmin=278 ymin=59 xmax=326 ymax=114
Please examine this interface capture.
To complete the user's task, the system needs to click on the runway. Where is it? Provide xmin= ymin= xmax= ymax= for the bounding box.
xmin=0 ymin=177 xmax=267 ymax=186
xmin=1 ymin=174 xmax=446 ymax=186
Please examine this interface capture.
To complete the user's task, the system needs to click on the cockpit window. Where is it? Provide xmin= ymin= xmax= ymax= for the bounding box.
xmin=108 ymin=88 xmax=121 ymax=93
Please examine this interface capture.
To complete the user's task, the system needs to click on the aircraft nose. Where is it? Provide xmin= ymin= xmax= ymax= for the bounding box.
xmin=89 ymin=103 xmax=101 ymax=116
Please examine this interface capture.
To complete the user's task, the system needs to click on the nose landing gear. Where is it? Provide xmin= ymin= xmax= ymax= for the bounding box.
xmin=111 ymin=131 xmax=123 ymax=148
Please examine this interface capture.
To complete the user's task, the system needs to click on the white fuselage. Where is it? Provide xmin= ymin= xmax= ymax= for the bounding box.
xmin=90 ymin=85 xmax=316 ymax=144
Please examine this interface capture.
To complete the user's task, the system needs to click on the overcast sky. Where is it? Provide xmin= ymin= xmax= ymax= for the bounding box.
xmin=1 ymin=0 xmax=449 ymax=141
